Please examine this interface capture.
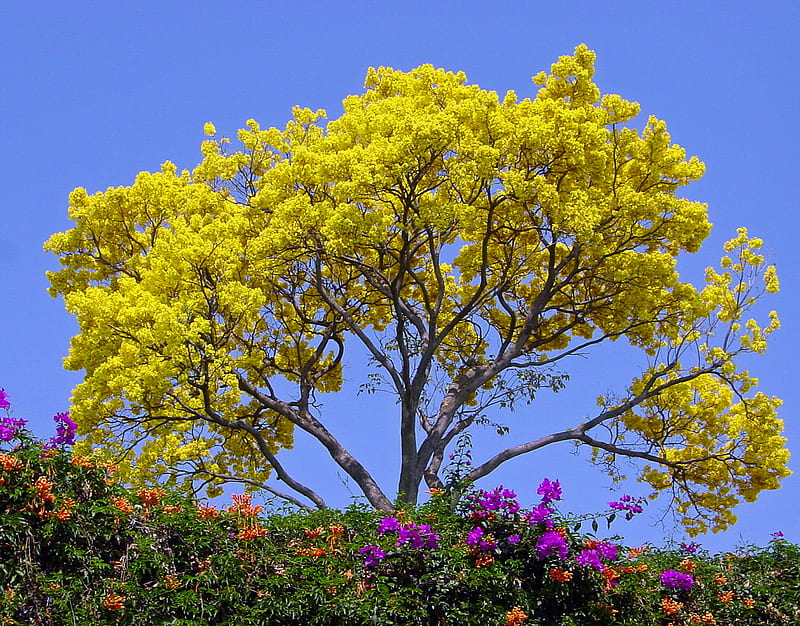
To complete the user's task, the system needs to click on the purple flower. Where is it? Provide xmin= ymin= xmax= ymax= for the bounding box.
xmin=508 ymin=534 xmax=521 ymax=544
xmin=419 ymin=524 xmax=440 ymax=550
xmin=377 ymin=517 xmax=401 ymax=535
xmin=0 ymin=389 xmax=10 ymax=410
xmin=576 ymin=549 xmax=604 ymax=571
xmin=377 ymin=517 xmax=439 ymax=551
xmin=679 ymin=542 xmax=700 ymax=554
xmin=467 ymin=486 xmax=521 ymax=521
xmin=397 ymin=524 xmax=421 ymax=548
xmin=535 ymin=530 xmax=568 ymax=561
xmin=527 ymin=503 xmax=552 ymax=525
xmin=537 ymin=478 xmax=562 ymax=504
xmin=466 ymin=526 xmax=485 ymax=548
xmin=48 ymin=412 xmax=77 ymax=447
xmin=608 ymin=494 xmax=645 ymax=520
xmin=395 ymin=522 xmax=440 ymax=550
xmin=0 ymin=417 xmax=27 ymax=442
xmin=359 ymin=545 xmax=387 ymax=567
xmin=660 ymin=569 xmax=695 ymax=591
xmin=597 ymin=541 xmax=619 ymax=561
xmin=465 ymin=526 xmax=496 ymax=551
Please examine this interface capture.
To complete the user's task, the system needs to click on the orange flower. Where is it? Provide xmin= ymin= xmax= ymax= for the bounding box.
xmin=602 ymin=566 xmax=620 ymax=589
xmin=195 ymin=503 xmax=219 ymax=520
xmin=679 ymin=559 xmax=696 ymax=572
xmin=295 ymin=546 xmax=327 ymax=559
xmin=53 ymin=496 xmax=76 ymax=520
xmin=713 ymin=574 xmax=727 ymax=585
xmin=475 ymin=552 xmax=494 ymax=568
xmin=136 ymin=487 xmax=165 ymax=507
xmin=661 ymin=597 xmax=683 ymax=616
xmin=506 ymin=606 xmax=527 ymax=625
xmin=163 ymin=575 xmax=180 ymax=590
xmin=238 ymin=526 xmax=267 ymax=540
xmin=304 ymin=526 xmax=324 ymax=539
xmin=549 ymin=567 xmax=573 ymax=582
xmin=99 ymin=461 xmax=118 ymax=474
xmin=689 ymin=612 xmax=716 ymax=625
xmin=328 ymin=524 xmax=344 ymax=536
xmin=425 ymin=488 xmax=445 ymax=496
xmin=636 ymin=562 xmax=648 ymax=572
xmin=70 ymin=455 xmax=95 ymax=469
xmin=229 ymin=493 xmax=263 ymax=517
xmin=195 ymin=557 xmax=211 ymax=574
xmin=0 ymin=454 xmax=22 ymax=471
xmin=162 ymin=505 xmax=181 ymax=514
xmin=627 ymin=545 xmax=649 ymax=558
xmin=718 ymin=591 xmax=734 ymax=604
xmin=33 ymin=476 xmax=55 ymax=503
xmin=593 ymin=602 xmax=618 ymax=615
xmin=327 ymin=524 xmax=345 ymax=551
xmin=109 ymin=495 xmax=134 ymax=515
xmin=54 ymin=507 xmax=72 ymax=521
xmin=230 ymin=493 xmax=253 ymax=509
xmin=103 ymin=592 xmax=125 ymax=610
xmin=742 ymin=597 xmax=756 ymax=609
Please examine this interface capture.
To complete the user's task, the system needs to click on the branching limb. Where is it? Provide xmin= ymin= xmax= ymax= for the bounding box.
xmin=235 ymin=374 xmax=393 ymax=511
xmin=188 ymin=465 xmax=314 ymax=511
xmin=465 ymin=360 xmax=722 ymax=482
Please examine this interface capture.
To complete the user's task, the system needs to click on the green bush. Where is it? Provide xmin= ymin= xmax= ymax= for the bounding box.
xmin=0 ymin=419 xmax=797 ymax=625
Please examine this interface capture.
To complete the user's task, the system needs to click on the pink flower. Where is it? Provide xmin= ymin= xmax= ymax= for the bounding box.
xmin=660 ymin=569 xmax=694 ymax=591
xmin=576 ymin=549 xmax=604 ymax=571
xmin=535 ymin=530 xmax=568 ymax=560
xmin=608 ymin=494 xmax=645 ymax=520
xmin=527 ymin=504 xmax=552 ymax=524
xmin=537 ymin=478 xmax=562 ymax=504
xmin=466 ymin=526 xmax=496 ymax=550
xmin=377 ymin=517 xmax=401 ymax=535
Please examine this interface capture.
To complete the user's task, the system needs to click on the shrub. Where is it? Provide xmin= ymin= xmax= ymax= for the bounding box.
xmin=0 ymin=398 xmax=797 ymax=625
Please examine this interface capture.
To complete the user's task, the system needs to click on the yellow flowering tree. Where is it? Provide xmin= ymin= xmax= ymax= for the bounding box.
xmin=46 ymin=46 xmax=788 ymax=534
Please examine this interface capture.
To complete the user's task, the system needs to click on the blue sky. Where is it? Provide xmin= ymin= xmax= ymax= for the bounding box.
xmin=1 ymin=1 xmax=798 ymax=553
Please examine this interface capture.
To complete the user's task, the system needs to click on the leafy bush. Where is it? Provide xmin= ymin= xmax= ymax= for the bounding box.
xmin=0 ymin=396 xmax=797 ymax=625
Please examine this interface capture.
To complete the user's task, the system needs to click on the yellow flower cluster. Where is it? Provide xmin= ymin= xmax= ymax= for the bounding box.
xmin=44 ymin=46 xmax=787 ymax=529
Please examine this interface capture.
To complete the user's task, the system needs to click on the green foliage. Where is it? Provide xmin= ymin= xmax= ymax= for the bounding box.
xmin=0 ymin=429 xmax=797 ymax=625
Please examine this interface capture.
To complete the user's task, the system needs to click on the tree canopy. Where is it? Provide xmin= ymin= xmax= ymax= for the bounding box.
xmin=46 ymin=45 xmax=788 ymax=535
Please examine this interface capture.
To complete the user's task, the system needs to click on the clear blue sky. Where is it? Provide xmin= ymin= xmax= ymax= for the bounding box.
xmin=1 ymin=1 xmax=798 ymax=553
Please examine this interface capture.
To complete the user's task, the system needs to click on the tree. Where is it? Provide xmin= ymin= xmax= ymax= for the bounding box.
xmin=46 ymin=45 xmax=788 ymax=535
